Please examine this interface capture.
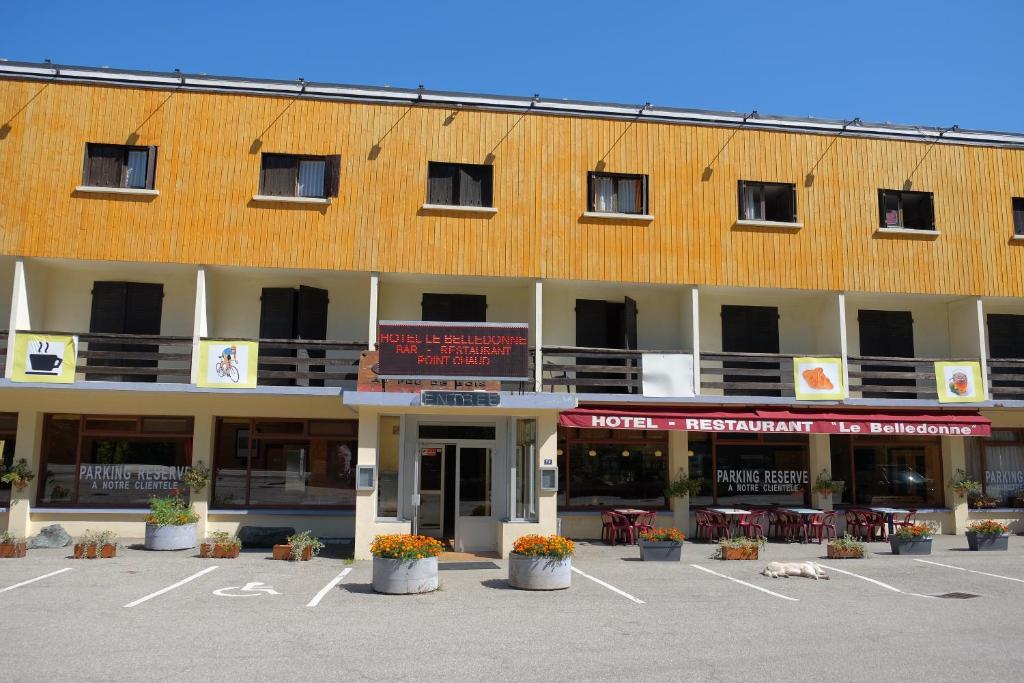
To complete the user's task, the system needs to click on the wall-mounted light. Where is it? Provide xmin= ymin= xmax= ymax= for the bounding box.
xmin=654 ymin=450 xmax=663 ymax=458
xmin=621 ymin=450 xmax=630 ymax=458
xmin=687 ymin=450 xmax=695 ymax=457
xmin=588 ymin=449 xmax=597 ymax=457
xmin=557 ymin=449 xmax=563 ymax=456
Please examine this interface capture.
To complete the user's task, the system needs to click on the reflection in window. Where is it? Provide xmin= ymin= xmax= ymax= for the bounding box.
xmin=687 ymin=434 xmax=714 ymax=506
xmin=567 ymin=443 xmax=667 ymax=508
xmin=458 ymin=447 xmax=491 ymax=517
xmin=378 ymin=416 xmax=401 ymax=518
xmin=852 ymin=444 xmax=942 ymax=506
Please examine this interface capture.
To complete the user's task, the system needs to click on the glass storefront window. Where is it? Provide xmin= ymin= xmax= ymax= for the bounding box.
xmin=211 ymin=418 xmax=358 ymax=508
xmin=968 ymin=430 xmax=1024 ymax=507
xmin=567 ymin=443 xmax=668 ymax=508
xmin=714 ymin=444 xmax=809 ymax=506
xmin=458 ymin=447 xmax=491 ymax=517
xmin=851 ymin=443 xmax=942 ymax=507
xmin=377 ymin=416 xmax=401 ymax=517
xmin=37 ymin=414 xmax=194 ymax=507
xmin=687 ymin=435 xmax=714 ymax=506
xmin=513 ymin=419 xmax=537 ymax=520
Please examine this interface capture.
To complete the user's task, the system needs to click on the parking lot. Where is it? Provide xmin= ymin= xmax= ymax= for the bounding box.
xmin=4 ymin=536 xmax=1024 ymax=681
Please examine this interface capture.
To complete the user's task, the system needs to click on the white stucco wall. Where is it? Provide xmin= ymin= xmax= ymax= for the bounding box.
xmin=844 ymin=293 xmax=963 ymax=358
xmin=699 ymin=287 xmax=842 ymax=354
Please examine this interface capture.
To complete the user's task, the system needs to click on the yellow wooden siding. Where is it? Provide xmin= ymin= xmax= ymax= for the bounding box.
xmin=1 ymin=79 xmax=1023 ymax=296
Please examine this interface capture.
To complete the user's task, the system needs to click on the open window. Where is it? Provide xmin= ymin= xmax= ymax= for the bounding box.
xmin=878 ymin=190 xmax=935 ymax=231
xmin=587 ymin=172 xmax=648 ymax=215
xmin=738 ymin=181 xmax=797 ymax=223
xmin=82 ymin=143 xmax=157 ymax=189
xmin=260 ymin=153 xmax=340 ymax=199
xmin=426 ymin=162 xmax=493 ymax=208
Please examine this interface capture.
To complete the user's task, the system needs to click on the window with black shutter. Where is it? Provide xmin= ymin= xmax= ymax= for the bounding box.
xmin=987 ymin=314 xmax=1024 ymax=398
xmin=421 ymin=293 xmax=487 ymax=322
xmin=259 ymin=153 xmax=340 ymax=199
xmin=721 ymin=305 xmax=781 ymax=397
xmin=877 ymin=189 xmax=935 ymax=230
xmin=587 ymin=172 xmax=648 ymax=214
xmin=258 ymin=286 xmax=330 ymax=386
xmin=82 ymin=144 xmax=157 ymax=189
xmin=738 ymin=181 xmax=797 ymax=223
xmin=1012 ymin=198 xmax=1024 ymax=237
xmin=574 ymin=297 xmax=639 ymax=394
xmin=88 ymin=282 xmax=164 ymax=382
xmin=857 ymin=309 xmax=916 ymax=399
xmin=426 ymin=162 xmax=493 ymax=207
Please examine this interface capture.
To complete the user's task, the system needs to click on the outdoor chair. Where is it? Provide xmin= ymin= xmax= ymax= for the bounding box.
xmin=736 ymin=510 xmax=766 ymax=539
xmin=601 ymin=511 xmax=632 ymax=545
xmin=778 ymin=511 xmax=808 ymax=543
xmin=808 ymin=511 xmax=837 ymax=544
xmin=635 ymin=511 xmax=657 ymax=537
xmin=891 ymin=509 xmax=918 ymax=530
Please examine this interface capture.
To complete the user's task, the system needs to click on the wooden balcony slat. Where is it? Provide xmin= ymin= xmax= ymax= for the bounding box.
xmin=848 ymin=370 xmax=936 ymax=380
xmin=701 ymin=367 xmax=787 ymax=378
xmin=700 ymin=381 xmax=794 ymax=390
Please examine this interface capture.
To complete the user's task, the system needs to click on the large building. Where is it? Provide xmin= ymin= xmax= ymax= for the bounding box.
xmin=1 ymin=61 xmax=1023 ymax=558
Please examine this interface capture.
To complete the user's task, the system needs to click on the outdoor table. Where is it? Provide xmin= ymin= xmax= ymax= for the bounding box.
xmin=612 ymin=508 xmax=648 ymax=544
xmin=867 ymin=506 xmax=910 ymax=534
xmin=708 ymin=508 xmax=750 ymax=537
xmin=784 ymin=508 xmax=823 ymax=544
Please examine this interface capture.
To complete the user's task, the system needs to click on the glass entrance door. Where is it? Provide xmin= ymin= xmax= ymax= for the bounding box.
xmin=416 ymin=444 xmax=447 ymax=539
xmin=455 ymin=445 xmax=495 ymax=552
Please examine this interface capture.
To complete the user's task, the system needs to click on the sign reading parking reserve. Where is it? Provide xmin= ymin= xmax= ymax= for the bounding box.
xmin=376 ymin=321 xmax=529 ymax=381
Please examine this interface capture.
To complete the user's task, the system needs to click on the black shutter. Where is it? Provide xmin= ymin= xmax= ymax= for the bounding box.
xmin=623 ymin=297 xmax=638 ymax=351
xmin=88 ymin=282 xmax=127 ymax=381
xmin=422 ymin=293 xmax=486 ymax=322
xmin=123 ymin=283 xmax=164 ymax=383
xmin=427 ymin=163 xmax=456 ymax=205
xmin=259 ymin=288 xmax=298 ymax=386
xmin=738 ymin=181 xmax=747 ymax=220
xmin=587 ymin=172 xmax=595 ymax=212
xmin=296 ymin=286 xmax=329 ymax=387
xmin=878 ymin=190 xmax=888 ymax=228
xmin=421 ymin=293 xmax=452 ymax=322
xmin=324 ymin=155 xmax=341 ymax=197
xmin=857 ymin=310 xmax=888 ymax=356
xmin=722 ymin=305 xmax=780 ymax=396
xmin=86 ymin=144 xmax=124 ymax=188
xmin=145 ymin=146 xmax=158 ymax=189
xmin=575 ymin=299 xmax=609 ymax=394
xmin=789 ymin=184 xmax=798 ymax=222
xmin=458 ymin=166 xmax=483 ymax=207
xmin=887 ymin=311 xmax=915 ymax=358
xmin=858 ymin=310 xmax=915 ymax=398
xmin=926 ymin=193 xmax=936 ymax=230
xmin=261 ymin=154 xmax=298 ymax=196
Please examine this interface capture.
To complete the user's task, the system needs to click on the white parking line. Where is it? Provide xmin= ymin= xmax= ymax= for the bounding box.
xmin=914 ymin=559 xmax=1024 ymax=584
xmin=0 ymin=568 xmax=73 ymax=593
xmin=571 ymin=567 xmax=645 ymax=604
xmin=124 ymin=566 xmax=219 ymax=608
xmin=306 ymin=567 xmax=352 ymax=607
xmin=818 ymin=563 xmax=936 ymax=599
xmin=690 ymin=564 xmax=798 ymax=602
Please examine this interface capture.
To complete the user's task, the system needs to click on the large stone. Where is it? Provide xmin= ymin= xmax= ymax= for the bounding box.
xmin=238 ymin=526 xmax=294 ymax=548
xmin=28 ymin=524 xmax=73 ymax=549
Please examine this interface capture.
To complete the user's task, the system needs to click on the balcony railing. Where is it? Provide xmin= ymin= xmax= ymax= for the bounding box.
xmin=847 ymin=355 xmax=942 ymax=400
xmin=15 ymin=331 xmax=196 ymax=383
xmin=988 ymin=358 xmax=1024 ymax=400
xmin=699 ymin=351 xmax=792 ymax=397
xmin=203 ymin=337 xmax=366 ymax=387
xmin=539 ymin=346 xmax=642 ymax=394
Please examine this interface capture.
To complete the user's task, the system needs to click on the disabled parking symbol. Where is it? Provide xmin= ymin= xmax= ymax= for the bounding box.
xmin=213 ymin=582 xmax=281 ymax=597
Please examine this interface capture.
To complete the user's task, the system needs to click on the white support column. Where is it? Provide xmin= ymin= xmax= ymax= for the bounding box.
xmin=974 ymin=298 xmax=990 ymax=399
xmin=942 ymin=436 xmax=968 ymax=534
xmin=690 ymin=286 xmax=701 ymax=395
xmin=190 ymin=266 xmax=208 ymax=384
xmin=5 ymin=258 xmax=29 ymax=379
xmin=837 ymin=292 xmax=850 ymax=398
xmin=367 ymin=272 xmax=379 ymax=350
xmin=534 ymin=279 xmax=543 ymax=393
xmin=809 ymin=434 xmax=834 ymax=511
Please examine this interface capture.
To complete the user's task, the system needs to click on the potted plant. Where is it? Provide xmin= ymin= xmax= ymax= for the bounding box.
xmin=0 ymin=531 xmax=27 ymax=558
xmin=73 ymin=530 xmax=117 ymax=559
xmin=664 ymin=472 xmax=704 ymax=500
xmin=272 ymin=530 xmax=324 ymax=561
xmin=812 ymin=470 xmax=845 ymax=504
xmin=950 ymin=469 xmax=982 ymax=499
xmin=827 ymin=533 xmax=866 ymax=559
xmin=200 ymin=531 xmax=242 ymax=559
xmin=183 ymin=462 xmax=211 ymax=495
xmin=370 ymin=534 xmax=444 ymax=594
xmin=889 ymin=523 xmax=934 ymax=555
xmin=1 ymin=458 xmax=35 ymax=491
xmin=638 ymin=528 xmax=685 ymax=561
xmin=508 ymin=534 xmax=575 ymax=590
xmin=713 ymin=536 xmax=766 ymax=561
xmin=144 ymin=491 xmax=199 ymax=550
xmin=968 ymin=494 xmax=1000 ymax=510
xmin=1014 ymin=491 xmax=1024 ymax=509
xmin=965 ymin=520 xmax=1010 ymax=551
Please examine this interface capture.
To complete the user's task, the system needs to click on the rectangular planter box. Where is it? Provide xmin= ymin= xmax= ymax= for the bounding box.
xmin=201 ymin=543 xmax=241 ymax=559
xmin=639 ymin=541 xmax=682 ymax=561
xmin=826 ymin=545 xmax=865 ymax=559
xmin=0 ymin=541 xmax=27 ymax=558
xmin=966 ymin=532 xmax=1009 ymax=551
xmin=73 ymin=543 xmax=117 ymax=559
xmin=272 ymin=544 xmax=312 ymax=561
xmin=720 ymin=546 xmax=759 ymax=561
xmin=890 ymin=537 xmax=932 ymax=555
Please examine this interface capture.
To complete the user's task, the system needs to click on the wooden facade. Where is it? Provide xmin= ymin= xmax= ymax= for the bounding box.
xmin=1 ymin=77 xmax=1023 ymax=296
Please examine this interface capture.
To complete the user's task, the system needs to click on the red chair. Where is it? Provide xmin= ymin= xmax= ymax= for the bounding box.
xmin=891 ymin=509 xmax=918 ymax=530
xmin=696 ymin=511 xmax=730 ymax=542
xmin=864 ymin=511 xmax=888 ymax=541
xmin=778 ymin=511 xmax=808 ymax=543
xmin=808 ymin=511 xmax=837 ymax=544
xmin=636 ymin=511 xmax=657 ymax=537
xmin=708 ymin=511 xmax=732 ymax=541
xmin=845 ymin=509 xmax=868 ymax=540
xmin=601 ymin=511 xmax=634 ymax=546
xmin=695 ymin=511 xmax=714 ymax=542
xmin=736 ymin=510 xmax=766 ymax=539
xmin=765 ymin=510 xmax=785 ymax=539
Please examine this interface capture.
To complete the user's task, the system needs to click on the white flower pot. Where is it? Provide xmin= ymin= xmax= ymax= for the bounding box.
xmin=144 ymin=523 xmax=197 ymax=551
xmin=508 ymin=553 xmax=572 ymax=590
xmin=372 ymin=556 xmax=439 ymax=594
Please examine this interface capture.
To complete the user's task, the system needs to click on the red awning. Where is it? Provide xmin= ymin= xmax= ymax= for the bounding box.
xmin=559 ymin=405 xmax=991 ymax=437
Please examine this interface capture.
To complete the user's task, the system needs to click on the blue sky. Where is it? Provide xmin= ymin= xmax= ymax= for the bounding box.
xmin=3 ymin=1 xmax=1022 ymax=132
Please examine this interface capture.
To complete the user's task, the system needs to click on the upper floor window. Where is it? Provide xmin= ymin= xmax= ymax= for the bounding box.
xmin=738 ymin=181 xmax=796 ymax=223
xmin=427 ymin=162 xmax=493 ymax=208
xmin=588 ymin=172 xmax=647 ymax=215
xmin=260 ymin=153 xmax=340 ymax=199
xmin=1013 ymin=197 xmax=1024 ymax=237
xmin=878 ymin=189 xmax=935 ymax=231
xmin=83 ymin=143 xmax=156 ymax=190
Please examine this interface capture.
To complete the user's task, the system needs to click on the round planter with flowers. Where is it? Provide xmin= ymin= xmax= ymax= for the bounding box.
xmin=638 ymin=528 xmax=685 ymax=561
xmin=144 ymin=492 xmax=198 ymax=551
xmin=889 ymin=523 xmax=934 ymax=556
xmin=965 ymin=520 xmax=1010 ymax=551
xmin=508 ymin=534 xmax=574 ymax=590
xmin=371 ymin=534 xmax=443 ymax=594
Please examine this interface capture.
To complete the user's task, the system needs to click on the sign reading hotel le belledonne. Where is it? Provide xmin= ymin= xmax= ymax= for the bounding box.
xmin=377 ymin=321 xmax=530 ymax=381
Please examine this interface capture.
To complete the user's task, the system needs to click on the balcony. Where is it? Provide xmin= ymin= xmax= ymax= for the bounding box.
xmin=14 ymin=330 xmax=192 ymax=383
xmin=538 ymin=346 xmax=643 ymax=394
xmin=202 ymin=336 xmax=364 ymax=387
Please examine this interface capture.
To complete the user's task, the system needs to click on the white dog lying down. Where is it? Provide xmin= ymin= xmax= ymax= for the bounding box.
xmin=761 ymin=561 xmax=830 ymax=580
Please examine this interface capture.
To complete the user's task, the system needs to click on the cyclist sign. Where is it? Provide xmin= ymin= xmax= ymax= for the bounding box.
xmin=196 ymin=340 xmax=259 ymax=388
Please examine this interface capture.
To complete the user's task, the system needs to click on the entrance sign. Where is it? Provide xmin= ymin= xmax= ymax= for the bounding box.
xmin=196 ymin=340 xmax=259 ymax=388
xmin=559 ymin=407 xmax=992 ymax=437
xmin=421 ymin=391 xmax=501 ymax=407
xmin=934 ymin=361 xmax=984 ymax=403
xmin=11 ymin=333 xmax=77 ymax=383
xmin=376 ymin=321 xmax=529 ymax=381
xmin=793 ymin=357 xmax=845 ymax=400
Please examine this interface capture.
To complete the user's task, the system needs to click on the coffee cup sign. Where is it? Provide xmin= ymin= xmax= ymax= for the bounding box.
xmin=11 ymin=334 xmax=77 ymax=383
